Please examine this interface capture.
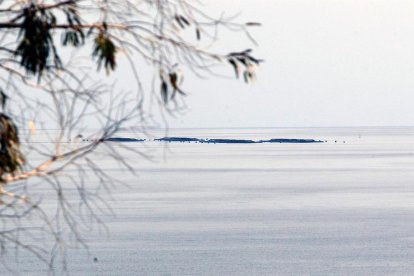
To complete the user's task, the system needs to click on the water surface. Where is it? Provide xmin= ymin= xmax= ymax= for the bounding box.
xmin=6 ymin=127 xmax=414 ymax=275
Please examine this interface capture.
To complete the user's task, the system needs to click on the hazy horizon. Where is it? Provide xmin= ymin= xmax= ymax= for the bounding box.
xmin=149 ymin=0 xmax=414 ymax=129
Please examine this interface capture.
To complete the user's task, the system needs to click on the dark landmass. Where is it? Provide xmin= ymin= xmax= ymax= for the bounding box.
xmin=260 ymin=138 xmax=323 ymax=143
xmin=202 ymin=139 xmax=256 ymax=144
xmin=156 ymin=137 xmax=323 ymax=144
xmin=155 ymin=137 xmax=200 ymax=142
xmin=104 ymin=137 xmax=146 ymax=142
xmin=99 ymin=136 xmax=323 ymax=143
xmin=155 ymin=137 xmax=256 ymax=143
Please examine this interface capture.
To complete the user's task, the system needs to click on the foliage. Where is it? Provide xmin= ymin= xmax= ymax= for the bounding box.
xmin=0 ymin=0 xmax=261 ymax=272
xmin=92 ymin=30 xmax=117 ymax=72
xmin=16 ymin=3 xmax=61 ymax=75
xmin=227 ymin=49 xmax=263 ymax=83
xmin=0 ymin=114 xmax=24 ymax=178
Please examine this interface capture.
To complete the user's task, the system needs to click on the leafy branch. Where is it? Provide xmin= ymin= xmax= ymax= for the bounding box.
xmin=227 ymin=49 xmax=263 ymax=83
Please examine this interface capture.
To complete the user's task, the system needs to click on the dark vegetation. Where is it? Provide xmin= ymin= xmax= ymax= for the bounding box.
xmin=0 ymin=0 xmax=262 ymax=272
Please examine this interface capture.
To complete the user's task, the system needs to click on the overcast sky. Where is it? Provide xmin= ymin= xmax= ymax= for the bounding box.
xmin=165 ymin=0 xmax=414 ymax=128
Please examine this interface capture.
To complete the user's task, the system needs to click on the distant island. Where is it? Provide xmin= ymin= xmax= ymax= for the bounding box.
xmin=100 ymin=137 xmax=323 ymax=144
xmin=155 ymin=137 xmax=323 ymax=144
xmin=104 ymin=137 xmax=146 ymax=142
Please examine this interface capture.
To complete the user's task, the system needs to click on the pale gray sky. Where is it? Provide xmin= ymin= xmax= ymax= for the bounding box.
xmin=167 ymin=0 xmax=414 ymax=128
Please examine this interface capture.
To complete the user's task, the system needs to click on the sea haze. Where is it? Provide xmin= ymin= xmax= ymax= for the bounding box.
xmin=6 ymin=127 xmax=414 ymax=275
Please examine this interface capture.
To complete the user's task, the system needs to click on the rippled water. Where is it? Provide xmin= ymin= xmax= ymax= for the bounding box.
xmin=5 ymin=127 xmax=414 ymax=275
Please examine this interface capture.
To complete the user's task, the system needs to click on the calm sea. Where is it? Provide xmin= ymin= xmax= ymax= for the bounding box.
xmin=5 ymin=127 xmax=414 ymax=275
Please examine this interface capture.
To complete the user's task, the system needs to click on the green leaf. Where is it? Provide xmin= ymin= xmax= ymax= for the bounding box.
xmin=196 ymin=28 xmax=201 ymax=40
xmin=0 ymin=89 xmax=7 ymax=110
xmin=92 ymin=31 xmax=117 ymax=72
xmin=161 ymin=81 xmax=168 ymax=104
xmin=228 ymin=59 xmax=239 ymax=78
xmin=15 ymin=4 xmax=61 ymax=77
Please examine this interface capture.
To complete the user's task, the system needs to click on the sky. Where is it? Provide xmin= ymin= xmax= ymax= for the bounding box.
xmin=165 ymin=0 xmax=414 ymax=128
